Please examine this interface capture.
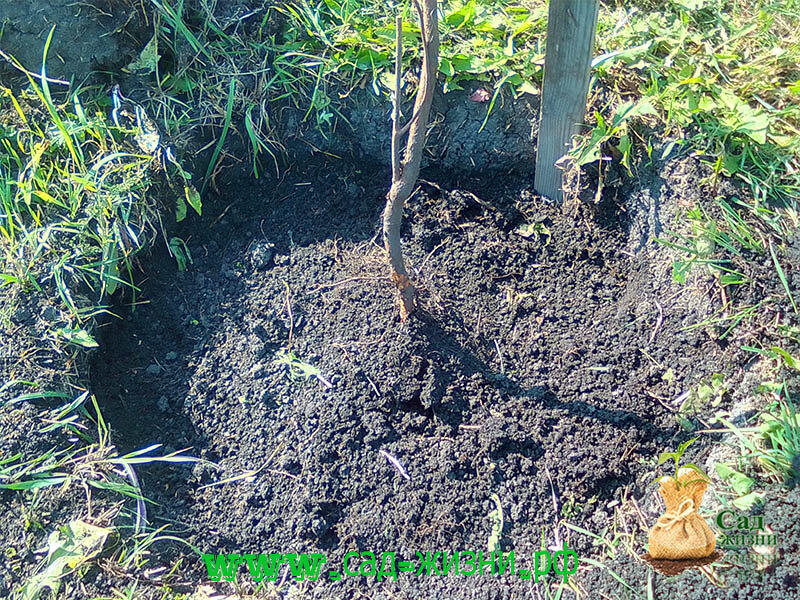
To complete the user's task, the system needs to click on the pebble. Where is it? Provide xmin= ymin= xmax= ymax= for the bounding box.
xmin=157 ymin=396 xmax=169 ymax=412
xmin=146 ymin=364 xmax=161 ymax=376
xmin=166 ymin=351 xmax=178 ymax=361
xmin=250 ymin=241 xmax=275 ymax=269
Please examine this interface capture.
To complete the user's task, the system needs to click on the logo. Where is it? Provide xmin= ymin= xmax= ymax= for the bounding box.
xmin=641 ymin=439 xmax=722 ymax=575
xmin=716 ymin=509 xmax=779 ymax=574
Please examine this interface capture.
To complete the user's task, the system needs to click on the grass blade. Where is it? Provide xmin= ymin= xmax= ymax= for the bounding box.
xmin=769 ymin=241 xmax=798 ymax=314
xmin=201 ymin=78 xmax=236 ymax=195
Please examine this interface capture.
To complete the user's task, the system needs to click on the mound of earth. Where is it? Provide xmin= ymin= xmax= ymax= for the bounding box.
xmin=89 ymin=153 xmax=755 ymax=598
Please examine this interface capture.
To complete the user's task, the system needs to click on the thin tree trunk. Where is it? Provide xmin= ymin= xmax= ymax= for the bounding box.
xmin=383 ymin=0 xmax=439 ymax=319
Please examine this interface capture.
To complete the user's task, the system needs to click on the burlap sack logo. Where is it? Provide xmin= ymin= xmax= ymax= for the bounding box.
xmin=641 ymin=438 xmax=723 ymax=575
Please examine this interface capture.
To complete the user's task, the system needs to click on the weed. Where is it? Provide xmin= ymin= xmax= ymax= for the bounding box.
xmin=274 ymin=349 xmax=332 ymax=387
xmin=559 ymin=494 xmax=597 ymax=520
xmin=2 ymin=392 xmax=201 ymax=597
xmin=487 ymin=493 xmax=503 ymax=553
xmin=168 ymin=236 xmax=193 ymax=271
xmin=712 ymin=382 xmax=800 ymax=486
xmin=565 ymin=98 xmax=656 ymax=176
xmin=679 ymin=373 xmax=728 ymax=418
xmin=1 ymin=46 xmax=159 ymax=317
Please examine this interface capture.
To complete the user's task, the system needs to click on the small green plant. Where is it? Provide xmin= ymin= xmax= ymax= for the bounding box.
xmin=168 ymin=237 xmax=192 ymax=271
xmin=566 ymin=98 xmax=656 ymax=175
xmin=714 ymin=462 xmax=764 ymax=510
xmin=560 ymin=494 xmax=597 ymax=520
xmin=487 ymin=493 xmax=503 ymax=553
xmin=679 ymin=373 xmax=728 ymax=416
xmin=274 ymin=349 xmax=332 ymax=387
xmin=652 ymin=437 xmax=710 ymax=489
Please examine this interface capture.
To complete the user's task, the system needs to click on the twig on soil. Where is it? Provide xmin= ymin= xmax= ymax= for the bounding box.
xmin=629 ymin=495 xmax=651 ymax=533
xmin=282 ymin=280 xmax=294 ymax=349
xmin=0 ymin=47 xmax=70 ymax=85
xmin=198 ymin=442 xmax=285 ymax=490
xmin=544 ymin=466 xmax=562 ymax=549
xmin=209 ymin=197 xmax=242 ymax=228
xmin=647 ymin=391 xmax=676 ymax=413
xmin=365 ymin=374 xmax=381 ymax=398
xmin=649 ymin=300 xmax=664 ymax=345
xmin=419 ymin=237 xmax=450 ymax=274
xmin=120 ymin=463 xmax=146 ymax=533
xmin=380 ymin=449 xmax=410 ymax=480
xmin=493 ymin=339 xmax=505 ymax=374
xmin=268 ymin=469 xmax=300 ymax=480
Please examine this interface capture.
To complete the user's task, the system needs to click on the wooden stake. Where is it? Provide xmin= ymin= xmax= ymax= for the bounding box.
xmin=534 ymin=0 xmax=598 ymax=204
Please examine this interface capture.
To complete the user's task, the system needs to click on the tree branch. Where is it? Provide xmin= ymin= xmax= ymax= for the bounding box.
xmin=391 ymin=14 xmax=403 ymax=185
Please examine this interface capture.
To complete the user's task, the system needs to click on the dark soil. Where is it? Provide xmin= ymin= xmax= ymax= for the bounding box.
xmin=0 ymin=0 xmax=147 ymax=82
xmin=299 ymin=83 xmax=540 ymax=174
xmin=83 ymin=152 xmax=767 ymax=598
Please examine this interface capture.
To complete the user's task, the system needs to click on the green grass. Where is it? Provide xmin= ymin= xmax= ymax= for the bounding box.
xmin=0 ymin=389 xmax=201 ymax=599
xmin=0 ymin=80 xmax=159 ymax=318
xmin=0 ymin=37 xmax=198 ymax=599
xmin=150 ymin=0 xmax=798 ymax=188
xmin=582 ymin=0 xmax=800 ymax=341
xmin=713 ymin=383 xmax=800 ymax=486
xmin=147 ymin=0 xmax=551 ymax=175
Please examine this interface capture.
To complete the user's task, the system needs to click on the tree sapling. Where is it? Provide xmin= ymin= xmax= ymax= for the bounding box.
xmin=382 ymin=0 xmax=439 ymax=318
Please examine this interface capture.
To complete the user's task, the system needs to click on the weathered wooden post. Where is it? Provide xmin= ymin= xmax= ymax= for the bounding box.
xmin=534 ymin=0 xmax=599 ymax=203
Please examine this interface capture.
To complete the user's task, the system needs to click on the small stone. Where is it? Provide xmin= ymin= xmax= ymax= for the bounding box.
xmin=166 ymin=351 xmax=178 ymax=361
xmin=42 ymin=306 xmax=57 ymax=321
xmin=311 ymin=518 xmax=326 ymax=536
xmin=145 ymin=364 xmax=161 ymax=376
xmin=157 ymin=396 xmax=169 ymax=412
xmin=250 ymin=241 xmax=275 ymax=269
xmin=250 ymin=362 xmax=267 ymax=378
